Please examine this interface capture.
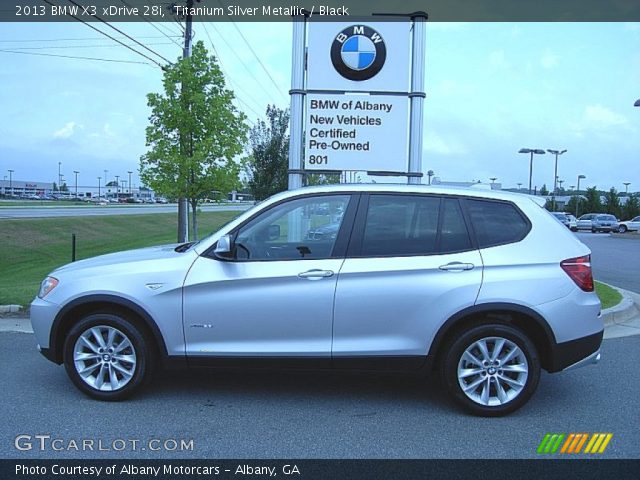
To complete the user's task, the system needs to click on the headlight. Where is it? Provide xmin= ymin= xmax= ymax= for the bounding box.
xmin=38 ymin=277 xmax=59 ymax=299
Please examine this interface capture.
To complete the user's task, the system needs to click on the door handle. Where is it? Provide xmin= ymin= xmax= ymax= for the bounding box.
xmin=298 ymin=269 xmax=334 ymax=279
xmin=439 ymin=262 xmax=475 ymax=272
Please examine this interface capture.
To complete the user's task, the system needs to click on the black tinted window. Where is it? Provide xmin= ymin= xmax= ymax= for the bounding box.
xmin=466 ymin=199 xmax=530 ymax=248
xmin=362 ymin=195 xmax=440 ymax=256
xmin=440 ymin=198 xmax=472 ymax=253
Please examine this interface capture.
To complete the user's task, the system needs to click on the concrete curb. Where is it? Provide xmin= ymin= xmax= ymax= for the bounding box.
xmin=600 ymin=284 xmax=640 ymax=339
xmin=0 ymin=304 xmax=23 ymax=314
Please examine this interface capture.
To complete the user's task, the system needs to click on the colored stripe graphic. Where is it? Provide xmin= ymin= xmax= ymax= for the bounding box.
xmin=584 ymin=433 xmax=613 ymax=454
xmin=537 ymin=434 xmax=565 ymax=454
xmin=539 ymin=433 xmax=613 ymax=454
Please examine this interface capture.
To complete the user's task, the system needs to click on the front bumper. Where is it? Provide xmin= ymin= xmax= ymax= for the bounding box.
xmin=548 ymin=330 xmax=603 ymax=372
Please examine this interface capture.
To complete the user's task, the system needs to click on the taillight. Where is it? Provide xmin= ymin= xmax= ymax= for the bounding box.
xmin=561 ymin=255 xmax=594 ymax=292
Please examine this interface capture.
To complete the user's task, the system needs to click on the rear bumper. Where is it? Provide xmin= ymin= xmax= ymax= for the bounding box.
xmin=548 ymin=330 xmax=603 ymax=373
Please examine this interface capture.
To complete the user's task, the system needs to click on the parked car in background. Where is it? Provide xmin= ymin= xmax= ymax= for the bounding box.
xmin=618 ymin=216 xmax=640 ymax=233
xmin=31 ymin=184 xmax=603 ymax=416
xmin=551 ymin=212 xmax=577 ymax=231
xmin=591 ymin=214 xmax=619 ymax=233
xmin=576 ymin=213 xmax=598 ymax=231
xmin=565 ymin=214 xmax=578 ymax=232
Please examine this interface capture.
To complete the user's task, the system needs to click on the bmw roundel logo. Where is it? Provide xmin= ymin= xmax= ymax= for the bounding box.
xmin=331 ymin=25 xmax=386 ymax=81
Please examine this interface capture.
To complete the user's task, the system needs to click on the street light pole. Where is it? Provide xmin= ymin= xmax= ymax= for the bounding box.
xmin=547 ymin=149 xmax=567 ymax=211
xmin=127 ymin=171 xmax=133 ymax=195
xmin=73 ymin=171 xmax=79 ymax=199
xmin=58 ymin=162 xmax=62 ymax=190
xmin=8 ymin=169 xmax=14 ymax=196
xmin=97 ymin=176 xmax=101 ymax=200
xmin=576 ymin=174 xmax=586 ymax=217
xmin=518 ymin=148 xmax=545 ymax=195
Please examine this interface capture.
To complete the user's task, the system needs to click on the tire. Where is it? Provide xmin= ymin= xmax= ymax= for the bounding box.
xmin=619 ymin=225 xmax=627 ymax=233
xmin=571 ymin=227 xmax=578 ymax=232
xmin=440 ymin=324 xmax=541 ymax=417
xmin=63 ymin=313 xmax=154 ymax=401
xmin=591 ymin=228 xmax=597 ymax=233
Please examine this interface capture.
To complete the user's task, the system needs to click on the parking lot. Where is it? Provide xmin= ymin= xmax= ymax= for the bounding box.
xmin=576 ymin=232 xmax=640 ymax=293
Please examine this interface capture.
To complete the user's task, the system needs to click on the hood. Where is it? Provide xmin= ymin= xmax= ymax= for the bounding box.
xmin=52 ymin=243 xmax=190 ymax=275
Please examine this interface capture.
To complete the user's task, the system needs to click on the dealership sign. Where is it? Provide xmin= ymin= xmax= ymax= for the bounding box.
xmin=306 ymin=94 xmax=408 ymax=171
xmin=304 ymin=21 xmax=413 ymax=172
xmin=307 ymin=22 xmax=410 ymax=92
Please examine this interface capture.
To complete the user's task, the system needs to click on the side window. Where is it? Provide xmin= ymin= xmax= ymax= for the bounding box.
xmin=233 ymin=195 xmax=350 ymax=261
xmin=466 ymin=199 xmax=530 ymax=248
xmin=440 ymin=198 xmax=472 ymax=253
xmin=361 ymin=195 xmax=440 ymax=256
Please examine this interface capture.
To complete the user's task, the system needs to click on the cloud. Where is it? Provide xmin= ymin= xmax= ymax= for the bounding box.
xmin=53 ymin=121 xmax=82 ymax=139
xmin=424 ymin=131 xmax=468 ymax=156
xmin=570 ymin=104 xmax=629 ymax=137
xmin=540 ymin=50 xmax=560 ymax=69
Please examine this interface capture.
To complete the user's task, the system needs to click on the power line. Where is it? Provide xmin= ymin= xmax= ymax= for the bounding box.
xmin=0 ymin=35 xmax=182 ymax=43
xmin=217 ymin=0 xmax=287 ymax=101
xmin=41 ymin=0 xmax=166 ymax=69
xmin=206 ymin=23 xmax=276 ymax=101
xmin=66 ymin=0 xmax=173 ymax=65
xmin=7 ymin=42 xmax=176 ymax=51
xmin=119 ymin=0 xmax=182 ymax=48
xmin=0 ymin=49 xmax=154 ymax=66
xmin=200 ymin=23 xmax=264 ymax=117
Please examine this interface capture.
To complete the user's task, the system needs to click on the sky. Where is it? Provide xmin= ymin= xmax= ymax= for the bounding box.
xmin=0 ymin=21 xmax=639 ymax=193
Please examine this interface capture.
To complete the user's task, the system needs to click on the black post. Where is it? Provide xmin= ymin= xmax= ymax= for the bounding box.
xmin=71 ymin=233 xmax=76 ymax=262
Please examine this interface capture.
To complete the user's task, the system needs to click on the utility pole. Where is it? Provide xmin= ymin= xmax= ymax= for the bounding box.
xmin=176 ymin=0 xmax=193 ymax=243
xmin=128 ymin=171 xmax=133 ymax=194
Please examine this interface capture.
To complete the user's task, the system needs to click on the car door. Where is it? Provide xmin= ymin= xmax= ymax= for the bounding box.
xmin=182 ymin=193 xmax=356 ymax=363
xmin=332 ymin=194 xmax=482 ymax=368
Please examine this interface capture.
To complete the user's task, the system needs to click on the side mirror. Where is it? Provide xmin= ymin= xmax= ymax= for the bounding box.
xmin=214 ymin=234 xmax=233 ymax=257
xmin=268 ymin=224 xmax=280 ymax=241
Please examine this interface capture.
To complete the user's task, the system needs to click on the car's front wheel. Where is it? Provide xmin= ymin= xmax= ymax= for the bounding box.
xmin=618 ymin=225 xmax=627 ymax=233
xmin=441 ymin=324 xmax=540 ymax=416
xmin=63 ymin=313 xmax=154 ymax=400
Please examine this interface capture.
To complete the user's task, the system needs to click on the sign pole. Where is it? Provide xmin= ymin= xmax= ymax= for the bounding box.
xmin=407 ymin=12 xmax=428 ymax=184
xmin=288 ymin=12 xmax=307 ymax=191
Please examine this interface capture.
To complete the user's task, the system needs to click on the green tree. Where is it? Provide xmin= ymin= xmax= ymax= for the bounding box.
xmin=140 ymin=41 xmax=247 ymax=240
xmin=583 ymin=186 xmax=602 ymax=214
xmin=603 ymin=187 xmax=621 ymax=218
xmin=52 ymin=182 xmax=58 ymax=192
xmin=60 ymin=182 xmax=68 ymax=192
xmin=623 ymin=194 xmax=640 ymax=220
xmin=539 ymin=184 xmax=549 ymax=196
xmin=245 ymin=105 xmax=290 ymax=201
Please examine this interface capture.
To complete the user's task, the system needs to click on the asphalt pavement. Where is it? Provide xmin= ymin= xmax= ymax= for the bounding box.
xmin=576 ymin=232 xmax=640 ymax=293
xmin=0 ymin=204 xmax=251 ymax=219
xmin=1 ymin=332 xmax=638 ymax=459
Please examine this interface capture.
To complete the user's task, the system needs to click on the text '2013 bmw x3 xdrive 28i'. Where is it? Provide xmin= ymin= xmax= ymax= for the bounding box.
xmin=31 ymin=185 xmax=603 ymax=416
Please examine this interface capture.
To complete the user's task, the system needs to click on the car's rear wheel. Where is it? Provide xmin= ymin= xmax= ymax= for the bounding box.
xmin=441 ymin=324 xmax=540 ymax=416
xmin=63 ymin=313 xmax=153 ymax=401
xmin=618 ymin=225 xmax=627 ymax=233
xmin=591 ymin=227 xmax=597 ymax=233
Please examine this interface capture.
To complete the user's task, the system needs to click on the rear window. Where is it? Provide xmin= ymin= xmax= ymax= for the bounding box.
xmin=466 ymin=199 xmax=530 ymax=248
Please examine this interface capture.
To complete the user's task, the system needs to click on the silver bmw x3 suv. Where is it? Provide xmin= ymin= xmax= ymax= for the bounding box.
xmin=31 ymin=185 xmax=603 ymax=416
